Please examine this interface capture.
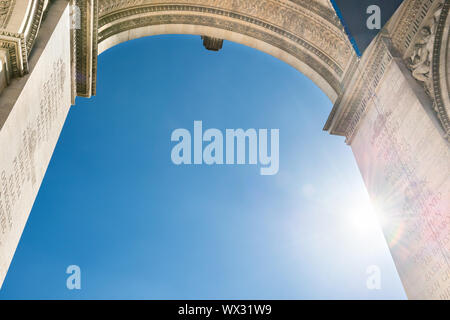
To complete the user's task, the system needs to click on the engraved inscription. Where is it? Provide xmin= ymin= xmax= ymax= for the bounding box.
xmin=0 ymin=59 xmax=66 ymax=246
xmin=367 ymin=91 xmax=450 ymax=299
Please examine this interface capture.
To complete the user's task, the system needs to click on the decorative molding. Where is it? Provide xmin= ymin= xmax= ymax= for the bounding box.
xmin=97 ymin=1 xmax=353 ymax=72
xmin=0 ymin=31 xmax=27 ymax=77
xmin=391 ymin=0 xmax=435 ymax=55
xmin=324 ymin=35 xmax=394 ymax=142
xmin=0 ymin=0 xmax=15 ymax=29
xmin=345 ymin=39 xmax=393 ymax=143
xmin=327 ymin=0 xmax=450 ymax=142
xmin=98 ymin=12 xmax=343 ymax=95
xmin=74 ymin=0 xmax=98 ymax=97
xmin=95 ymin=1 xmax=357 ymax=100
xmin=0 ymin=0 xmax=45 ymax=78
xmin=393 ymin=0 xmax=449 ymax=139
xmin=99 ymin=0 xmax=342 ymax=28
xmin=288 ymin=0 xmax=341 ymax=27
xmin=406 ymin=1 xmax=443 ymax=96
xmin=323 ymin=53 xmax=360 ymax=132
xmin=431 ymin=0 xmax=450 ymax=138
xmin=25 ymin=0 xmax=46 ymax=55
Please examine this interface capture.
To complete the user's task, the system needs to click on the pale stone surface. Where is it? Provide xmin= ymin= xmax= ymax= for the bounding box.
xmin=0 ymin=0 xmax=448 ymax=300
xmin=96 ymin=0 xmax=354 ymax=102
xmin=0 ymin=49 xmax=9 ymax=93
xmin=98 ymin=23 xmax=339 ymax=102
xmin=2 ymin=1 xmax=33 ymax=33
xmin=351 ymin=58 xmax=450 ymax=299
xmin=0 ymin=2 xmax=71 ymax=286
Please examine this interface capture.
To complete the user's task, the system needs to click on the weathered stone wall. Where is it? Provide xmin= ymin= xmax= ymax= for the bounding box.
xmin=0 ymin=1 xmax=71 ymax=286
xmin=350 ymin=55 xmax=450 ymax=299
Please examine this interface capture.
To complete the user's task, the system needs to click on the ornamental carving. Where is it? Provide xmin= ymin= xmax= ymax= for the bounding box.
xmin=97 ymin=0 xmax=353 ymax=71
xmin=408 ymin=2 xmax=443 ymax=97
xmin=0 ymin=0 xmax=45 ymax=77
xmin=0 ymin=0 xmax=14 ymax=28
xmin=431 ymin=0 xmax=450 ymax=138
xmin=391 ymin=0 xmax=449 ymax=139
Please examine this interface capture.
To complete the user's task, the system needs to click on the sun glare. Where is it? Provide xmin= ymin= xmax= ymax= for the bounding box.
xmin=345 ymin=197 xmax=380 ymax=235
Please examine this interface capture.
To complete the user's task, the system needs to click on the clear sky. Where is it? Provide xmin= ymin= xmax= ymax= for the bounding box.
xmin=0 ymin=35 xmax=406 ymax=299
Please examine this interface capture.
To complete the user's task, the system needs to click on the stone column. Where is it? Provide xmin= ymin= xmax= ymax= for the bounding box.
xmin=0 ymin=0 xmax=71 ymax=287
xmin=325 ymin=0 xmax=450 ymax=299
xmin=326 ymin=33 xmax=450 ymax=300
xmin=351 ymin=54 xmax=450 ymax=300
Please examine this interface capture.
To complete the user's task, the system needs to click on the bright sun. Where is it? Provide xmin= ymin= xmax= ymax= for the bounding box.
xmin=345 ymin=197 xmax=381 ymax=234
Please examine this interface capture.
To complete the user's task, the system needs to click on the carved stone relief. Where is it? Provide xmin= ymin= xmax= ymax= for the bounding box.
xmin=391 ymin=0 xmax=449 ymax=139
xmin=327 ymin=0 xmax=450 ymax=142
xmin=93 ymin=0 xmax=354 ymax=102
xmin=0 ymin=0 xmax=45 ymax=78
xmin=408 ymin=4 xmax=442 ymax=96
xmin=0 ymin=0 xmax=14 ymax=28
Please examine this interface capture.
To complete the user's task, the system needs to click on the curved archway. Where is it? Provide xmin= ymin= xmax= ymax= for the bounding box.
xmin=91 ymin=0 xmax=356 ymax=103
xmin=1 ymin=0 xmax=449 ymax=299
xmin=99 ymin=24 xmax=342 ymax=102
xmin=0 ymin=34 xmax=406 ymax=299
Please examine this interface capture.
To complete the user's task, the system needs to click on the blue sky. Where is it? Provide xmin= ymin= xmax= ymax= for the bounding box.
xmin=0 ymin=35 xmax=406 ymax=299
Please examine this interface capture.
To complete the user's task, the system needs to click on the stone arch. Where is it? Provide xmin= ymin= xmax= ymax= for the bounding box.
xmin=1 ymin=0 xmax=450 ymax=300
xmin=99 ymin=24 xmax=341 ymax=102
xmin=82 ymin=0 xmax=356 ymax=103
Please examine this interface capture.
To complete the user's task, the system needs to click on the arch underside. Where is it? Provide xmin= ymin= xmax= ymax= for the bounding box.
xmin=95 ymin=1 xmax=357 ymax=103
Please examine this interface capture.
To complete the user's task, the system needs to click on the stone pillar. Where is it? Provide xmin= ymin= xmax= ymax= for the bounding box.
xmin=0 ymin=1 xmax=71 ymax=287
xmin=325 ymin=0 xmax=450 ymax=299
xmin=351 ymin=55 xmax=450 ymax=299
xmin=326 ymin=31 xmax=450 ymax=299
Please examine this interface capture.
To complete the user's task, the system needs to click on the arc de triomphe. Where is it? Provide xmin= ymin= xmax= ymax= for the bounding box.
xmin=0 ymin=0 xmax=449 ymax=299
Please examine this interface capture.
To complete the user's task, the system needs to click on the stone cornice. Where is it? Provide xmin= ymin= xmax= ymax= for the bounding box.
xmin=391 ymin=0 xmax=437 ymax=57
xmin=73 ymin=0 xmax=98 ymax=98
xmin=0 ymin=0 xmax=16 ymax=29
xmin=327 ymin=0 xmax=450 ymax=142
xmin=323 ymin=54 xmax=359 ymax=132
xmin=25 ymin=0 xmax=46 ymax=55
xmin=97 ymin=1 xmax=353 ymax=72
xmin=0 ymin=0 xmax=45 ymax=77
xmin=324 ymin=35 xmax=394 ymax=142
xmin=99 ymin=0 xmax=342 ymax=28
xmin=100 ymin=4 xmax=345 ymax=74
xmin=99 ymin=11 xmax=344 ymax=97
xmin=288 ymin=0 xmax=340 ymax=27
xmin=0 ymin=31 xmax=27 ymax=77
xmin=94 ymin=0 xmax=356 ymax=102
